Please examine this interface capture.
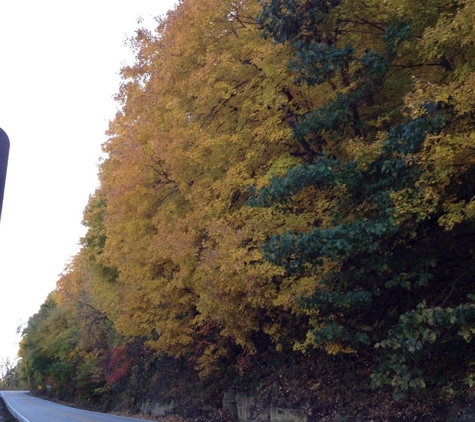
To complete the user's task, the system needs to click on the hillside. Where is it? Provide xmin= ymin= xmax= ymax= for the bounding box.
xmin=14 ymin=0 xmax=475 ymax=420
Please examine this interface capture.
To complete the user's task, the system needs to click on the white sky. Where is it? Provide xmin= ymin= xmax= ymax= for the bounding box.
xmin=0 ymin=0 xmax=177 ymax=365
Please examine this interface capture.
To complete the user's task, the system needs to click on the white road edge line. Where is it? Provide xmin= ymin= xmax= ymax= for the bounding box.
xmin=1 ymin=391 xmax=32 ymax=422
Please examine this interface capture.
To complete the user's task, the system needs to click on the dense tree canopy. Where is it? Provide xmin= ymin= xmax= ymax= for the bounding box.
xmin=17 ymin=0 xmax=475 ymax=417
xmin=253 ymin=0 xmax=475 ymax=400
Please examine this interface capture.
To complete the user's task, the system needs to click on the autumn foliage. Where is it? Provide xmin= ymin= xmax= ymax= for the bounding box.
xmin=18 ymin=0 xmax=475 ymax=418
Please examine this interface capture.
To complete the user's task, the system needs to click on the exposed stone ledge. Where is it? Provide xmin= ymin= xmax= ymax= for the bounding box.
xmin=139 ymin=389 xmax=475 ymax=422
xmin=139 ymin=399 xmax=175 ymax=417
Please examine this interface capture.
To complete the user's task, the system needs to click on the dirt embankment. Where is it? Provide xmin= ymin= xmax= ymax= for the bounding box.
xmin=0 ymin=398 xmax=16 ymax=422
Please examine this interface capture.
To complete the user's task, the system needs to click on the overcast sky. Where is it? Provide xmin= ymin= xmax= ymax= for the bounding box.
xmin=0 ymin=0 xmax=177 ymax=366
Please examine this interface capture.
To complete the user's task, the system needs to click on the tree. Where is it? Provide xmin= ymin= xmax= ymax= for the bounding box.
xmin=18 ymin=295 xmax=80 ymax=397
xmin=0 ymin=358 xmax=22 ymax=389
xmin=97 ymin=0 xmax=324 ymax=374
xmin=252 ymin=0 xmax=475 ymax=401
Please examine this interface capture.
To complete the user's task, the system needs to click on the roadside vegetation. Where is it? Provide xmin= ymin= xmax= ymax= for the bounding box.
xmin=15 ymin=0 xmax=475 ymax=419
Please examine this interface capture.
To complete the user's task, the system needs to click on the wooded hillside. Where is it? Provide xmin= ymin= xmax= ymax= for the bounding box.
xmin=17 ymin=0 xmax=475 ymax=419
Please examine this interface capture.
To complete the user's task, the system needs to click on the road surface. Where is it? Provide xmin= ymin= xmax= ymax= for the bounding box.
xmin=1 ymin=391 xmax=150 ymax=422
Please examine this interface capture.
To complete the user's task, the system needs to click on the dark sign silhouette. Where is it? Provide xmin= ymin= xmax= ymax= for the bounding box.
xmin=0 ymin=128 xmax=10 ymax=221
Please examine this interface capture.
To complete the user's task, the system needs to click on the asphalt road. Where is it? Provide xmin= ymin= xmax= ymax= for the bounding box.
xmin=1 ymin=391 xmax=150 ymax=422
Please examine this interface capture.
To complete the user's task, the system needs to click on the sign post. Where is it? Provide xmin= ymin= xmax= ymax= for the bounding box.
xmin=0 ymin=128 xmax=10 ymax=221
